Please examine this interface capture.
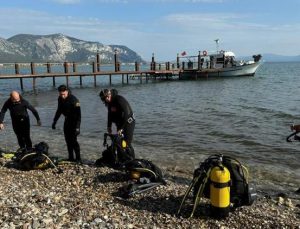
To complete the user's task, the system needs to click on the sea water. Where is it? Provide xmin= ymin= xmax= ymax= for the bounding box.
xmin=0 ymin=62 xmax=299 ymax=194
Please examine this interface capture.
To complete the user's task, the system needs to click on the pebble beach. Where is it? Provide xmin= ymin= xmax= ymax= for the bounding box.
xmin=0 ymin=158 xmax=299 ymax=229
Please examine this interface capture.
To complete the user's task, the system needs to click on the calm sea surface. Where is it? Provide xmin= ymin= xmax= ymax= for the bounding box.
xmin=0 ymin=62 xmax=299 ymax=193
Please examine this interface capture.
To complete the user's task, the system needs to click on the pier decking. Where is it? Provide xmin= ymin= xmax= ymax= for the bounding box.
xmin=0 ymin=51 xmax=242 ymax=91
xmin=0 ymin=52 xmax=182 ymax=91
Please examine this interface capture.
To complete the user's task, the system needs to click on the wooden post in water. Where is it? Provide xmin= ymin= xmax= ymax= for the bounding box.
xmin=93 ymin=62 xmax=97 ymax=87
xmin=15 ymin=63 xmax=20 ymax=75
xmin=80 ymin=76 xmax=82 ymax=86
xmin=64 ymin=62 xmax=69 ymax=87
xmin=135 ymin=61 xmax=139 ymax=72
xmin=20 ymin=78 xmax=23 ymax=90
xmin=73 ymin=62 xmax=77 ymax=72
xmin=47 ymin=62 xmax=51 ymax=73
xmin=198 ymin=51 xmax=201 ymax=70
xmin=31 ymin=62 xmax=36 ymax=91
xmin=126 ymin=74 xmax=129 ymax=84
xmin=64 ymin=62 xmax=69 ymax=73
xmin=151 ymin=53 xmax=156 ymax=71
xmin=46 ymin=62 xmax=55 ymax=87
xmin=177 ymin=53 xmax=180 ymax=69
xmin=109 ymin=74 xmax=112 ymax=85
xmin=122 ymin=74 xmax=124 ymax=84
xmin=97 ymin=52 xmax=100 ymax=72
xmin=15 ymin=63 xmax=23 ymax=90
xmin=114 ymin=50 xmax=119 ymax=72
xmin=31 ymin=62 xmax=36 ymax=75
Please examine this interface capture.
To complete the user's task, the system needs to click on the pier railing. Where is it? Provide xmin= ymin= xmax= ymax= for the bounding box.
xmin=0 ymin=51 xmax=225 ymax=91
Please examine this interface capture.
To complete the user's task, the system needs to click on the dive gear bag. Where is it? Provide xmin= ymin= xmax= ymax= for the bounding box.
xmin=10 ymin=142 xmax=58 ymax=170
xmin=120 ymin=159 xmax=166 ymax=198
xmin=124 ymin=159 xmax=166 ymax=184
xmin=178 ymin=154 xmax=256 ymax=218
xmin=95 ymin=133 xmax=135 ymax=169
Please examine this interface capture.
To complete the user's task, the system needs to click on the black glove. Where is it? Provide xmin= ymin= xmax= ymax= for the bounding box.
xmin=52 ymin=122 xmax=56 ymax=130
xmin=37 ymin=120 xmax=42 ymax=126
xmin=75 ymin=128 xmax=80 ymax=136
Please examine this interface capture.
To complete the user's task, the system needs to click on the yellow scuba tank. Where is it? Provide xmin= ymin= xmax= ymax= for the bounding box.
xmin=33 ymin=159 xmax=50 ymax=170
xmin=130 ymin=170 xmax=141 ymax=180
xmin=122 ymin=140 xmax=127 ymax=148
xmin=210 ymin=165 xmax=231 ymax=218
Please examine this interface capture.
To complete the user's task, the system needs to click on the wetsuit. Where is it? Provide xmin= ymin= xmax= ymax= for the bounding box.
xmin=107 ymin=93 xmax=135 ymax=147
xmin=53 ymin=94 xmax=81 ymax=162
xmin=0 ymin=97 xmax=40 ymax=149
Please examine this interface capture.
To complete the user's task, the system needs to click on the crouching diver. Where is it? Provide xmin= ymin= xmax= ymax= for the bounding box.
xmin=52 ymin=85 xmax=82 ymax=163
xmin=0 ymin=91 xmax=41 ymax=150
xmin=99 ymin=89 xmax=135 ymax=155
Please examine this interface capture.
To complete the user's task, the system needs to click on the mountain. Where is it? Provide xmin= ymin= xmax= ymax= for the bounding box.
xmin=260 ymin=53 xmax=300 ymax=62
xmin=0 ymin=33 xmax=144 ymax=63
xmin=0 ymin=37 xmax=26 ymax=62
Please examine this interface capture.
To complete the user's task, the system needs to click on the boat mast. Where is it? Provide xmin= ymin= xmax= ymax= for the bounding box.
xmin=214 ymin=39 xmax=219 ymax=54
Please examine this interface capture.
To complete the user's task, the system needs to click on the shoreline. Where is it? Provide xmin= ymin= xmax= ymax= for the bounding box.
xmin=0 ymin=159 xmax=299 ymax=228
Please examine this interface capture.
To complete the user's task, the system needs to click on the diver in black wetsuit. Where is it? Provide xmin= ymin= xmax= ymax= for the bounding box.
xmin=0 ymin=91 xmax=41 ymax=149
xmin=52 ymin=85 xmax=81 ymax=163
xmin=99 ymin=89 xmax=135 ymax=152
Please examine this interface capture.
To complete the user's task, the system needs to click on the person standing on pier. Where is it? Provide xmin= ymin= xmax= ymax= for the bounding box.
xmin=0 ymin=91 xmax=41 ymax=150
xmin=52 ymin=85 xmax=82 ymax=163
xmin=99 ymin=88 xmax=135 ymax=155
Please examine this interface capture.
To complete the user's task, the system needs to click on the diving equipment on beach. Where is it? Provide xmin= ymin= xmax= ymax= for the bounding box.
xmin=0 ymin=147 xmax=15 ymax=159
xmin=95 ymin=133 xmax=135 ymax=169
xmin=178 ymin=154 xmax=256 ymax=218
xmin=120 ymin=159 xmax=167 ymax=198
xmin=6 ymin=142 xmax=62 ymax=173
xmin=210 ymin=165 xmax=231 ymax=218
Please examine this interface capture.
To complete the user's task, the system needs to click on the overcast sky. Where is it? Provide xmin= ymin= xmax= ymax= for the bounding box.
xmin=1 ymin=0 xmax=299 ymax=61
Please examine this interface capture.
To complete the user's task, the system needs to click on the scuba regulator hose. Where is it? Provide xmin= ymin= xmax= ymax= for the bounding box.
xmin=19 ymin=152 xmax=63 ymax=173
xmin=286 ymin=131 xmax=300 ymax=142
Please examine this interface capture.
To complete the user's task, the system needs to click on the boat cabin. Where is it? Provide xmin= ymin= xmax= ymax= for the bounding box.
xmin=181 ymin=51 xmax=261 ymax=70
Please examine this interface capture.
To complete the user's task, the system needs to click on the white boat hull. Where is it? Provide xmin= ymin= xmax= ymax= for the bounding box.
xmin=179 ymin=61 xmax=261 ymax=79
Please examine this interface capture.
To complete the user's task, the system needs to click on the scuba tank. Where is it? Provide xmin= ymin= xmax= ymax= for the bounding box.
xmin=178 ymin=154 xmax=256 ymax=218
xmin=210 ymin=164 xmax=231 ymax=218
xmin=121 ymin=139 xmax=127 ymax=148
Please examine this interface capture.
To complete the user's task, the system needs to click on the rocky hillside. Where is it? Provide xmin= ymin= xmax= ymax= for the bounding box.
xmin=0 ymin=34 xmax=144 ymax=63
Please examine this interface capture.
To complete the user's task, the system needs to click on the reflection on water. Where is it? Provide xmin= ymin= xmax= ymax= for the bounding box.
xmin=0 ymin=62 xmax=299 ymax=192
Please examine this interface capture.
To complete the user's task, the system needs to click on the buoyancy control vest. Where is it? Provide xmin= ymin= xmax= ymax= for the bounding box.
xmin=95 ymin=133 xmax=135 ymax=169
xmin=120 ymin=159 xmax=167 ymax=198
xmin=124 ymin=159 xmax=166 ymax=184
xmin=11 ymin=142 xmax=57 ymax=170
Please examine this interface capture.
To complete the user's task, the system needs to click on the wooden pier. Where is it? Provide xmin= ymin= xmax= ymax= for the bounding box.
xmin=0 ymin=51 xmax=230 ymax=91
xmin=0 ymin=52 xmax=182 ymax=91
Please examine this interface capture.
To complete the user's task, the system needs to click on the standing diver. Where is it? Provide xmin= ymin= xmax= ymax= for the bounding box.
xmin=0 ymin=91 xmax=41 ymax=149
xmin=52 ymin=85 xmax=81 ymax=163
xmin=99 ymin=89 xmax=135 ymax=155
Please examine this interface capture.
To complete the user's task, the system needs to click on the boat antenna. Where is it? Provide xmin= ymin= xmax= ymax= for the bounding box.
xmin=214 ymin=39 xmax=219 ymax=53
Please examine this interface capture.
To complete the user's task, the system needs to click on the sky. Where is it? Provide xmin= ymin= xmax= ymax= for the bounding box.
xmin=0 ymin=0 xmax=300 ymax=61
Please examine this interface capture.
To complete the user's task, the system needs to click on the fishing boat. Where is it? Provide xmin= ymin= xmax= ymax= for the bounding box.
xmin=178 ymin=50 xmax=262 ymax=79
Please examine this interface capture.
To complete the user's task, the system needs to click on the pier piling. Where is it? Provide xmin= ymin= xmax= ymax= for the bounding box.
xmin=0 ymin=52 xmax=184 ymax=91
